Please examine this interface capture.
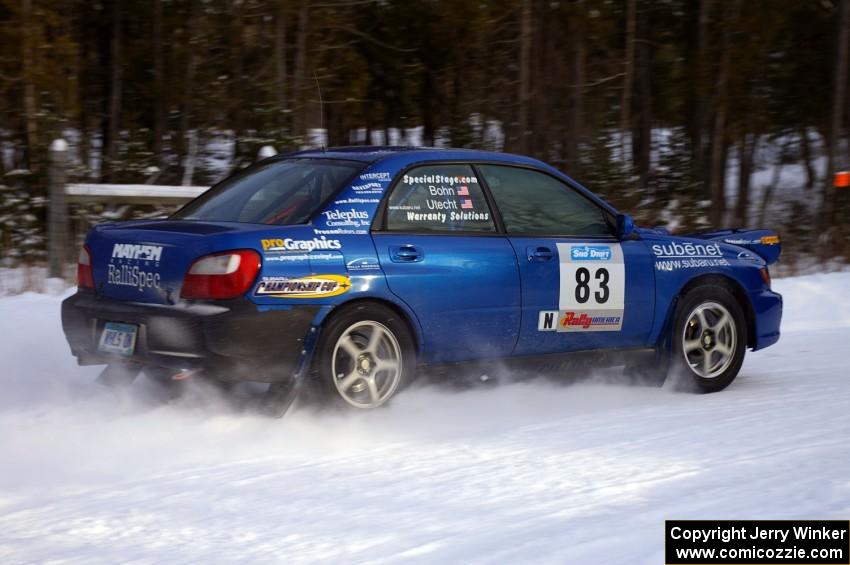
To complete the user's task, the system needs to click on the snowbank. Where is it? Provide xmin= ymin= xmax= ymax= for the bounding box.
xmin=0 ymin=273 xmax=848 ymax=563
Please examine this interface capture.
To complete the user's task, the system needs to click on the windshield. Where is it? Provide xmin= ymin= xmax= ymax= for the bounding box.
xmin=173 ymin=158 xmax=364 ymax=225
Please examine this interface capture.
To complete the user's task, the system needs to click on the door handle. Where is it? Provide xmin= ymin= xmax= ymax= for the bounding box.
xmin=390 ymin=244 xmax=424 ymax=263
xmin=527 ymin=246 xmax=555 ymax=262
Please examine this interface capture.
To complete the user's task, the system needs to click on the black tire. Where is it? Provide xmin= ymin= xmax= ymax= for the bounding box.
xmin=311 ymin=302 xmax=416 ymax=409
xmin=669 ymin=285 xmax=747 ymax=393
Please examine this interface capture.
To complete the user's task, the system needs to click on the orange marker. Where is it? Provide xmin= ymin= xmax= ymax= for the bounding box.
xmin=834 ymin=171 xmax=850 ymax=188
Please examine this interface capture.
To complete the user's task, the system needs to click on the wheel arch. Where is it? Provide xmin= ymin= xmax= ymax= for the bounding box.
xmin=659 ymin=273 xmax=756 ymax=351
xmin=317 ymin=296 xmax=423 ymax=356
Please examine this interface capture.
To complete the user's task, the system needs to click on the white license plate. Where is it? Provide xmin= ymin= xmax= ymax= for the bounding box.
xmin=98 ymin=322 xmax=138 ymax=357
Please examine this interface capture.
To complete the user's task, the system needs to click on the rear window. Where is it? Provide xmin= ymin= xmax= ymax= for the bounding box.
xmin=173 ymin=158 xmax=363 ymax=225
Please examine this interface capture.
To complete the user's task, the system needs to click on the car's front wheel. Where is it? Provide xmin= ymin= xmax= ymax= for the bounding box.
xmin=314 ymin=303 xmax=415 ymax=409
xmin=670 ymin=285 xmax=747 ymax=392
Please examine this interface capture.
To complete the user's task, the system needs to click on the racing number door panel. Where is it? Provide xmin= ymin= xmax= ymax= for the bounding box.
xmin=373 ymin=163 xmax=521 ymax=363
xmin=473 ymin=163 xmax=656 ymax=356
xmin=510 ymin=237 xmax=656 ymax=355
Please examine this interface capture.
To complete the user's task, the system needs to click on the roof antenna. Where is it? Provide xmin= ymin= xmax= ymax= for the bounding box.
xmin=313 ymin=70 xmax=326 ymax=152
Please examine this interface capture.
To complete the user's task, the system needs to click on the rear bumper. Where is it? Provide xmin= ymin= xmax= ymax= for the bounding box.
xmin=61 ymin=291 xmax=319 ymax=382
xmin=750 ymin=288 xmax=782 ymax=351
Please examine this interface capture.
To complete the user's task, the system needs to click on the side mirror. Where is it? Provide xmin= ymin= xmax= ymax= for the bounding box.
xmin=616 ymin=213 xmax=637 ymax=240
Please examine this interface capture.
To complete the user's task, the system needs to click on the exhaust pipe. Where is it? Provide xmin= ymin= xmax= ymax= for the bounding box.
xmin=171 ymin=368 xmax=203 ymax=381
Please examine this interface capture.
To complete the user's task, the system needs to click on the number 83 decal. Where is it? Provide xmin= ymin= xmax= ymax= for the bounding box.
xmin=556 ymin=242 xmax=625 ymax=315
xmin=575 ymin=267 xmax=610 ymax=304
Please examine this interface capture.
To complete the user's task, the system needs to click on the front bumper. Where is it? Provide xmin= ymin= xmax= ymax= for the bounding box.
xmin=61 ymin=291 xmax=318 ymax=383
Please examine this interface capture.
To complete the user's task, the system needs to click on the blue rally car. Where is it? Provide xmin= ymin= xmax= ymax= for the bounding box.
xmin=62 ymin=147 xmax=783 ymax=410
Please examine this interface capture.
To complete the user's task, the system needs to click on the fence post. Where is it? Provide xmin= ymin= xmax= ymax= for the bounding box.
xmin=48 ymin=139 xmax=68 ymax=279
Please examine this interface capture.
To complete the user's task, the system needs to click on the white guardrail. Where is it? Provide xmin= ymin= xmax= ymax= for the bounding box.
xmin=65 ymin=184 xmax=210 ymax=205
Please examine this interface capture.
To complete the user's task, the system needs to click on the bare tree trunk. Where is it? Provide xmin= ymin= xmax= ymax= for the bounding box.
xmin=421 ymin=71 xmax=435 ymax=146
xmin=292 ymin=0 xmax=310 ymax=140
xmin=20 ymin=0 xmax=39 ymax=174
xmin=518 ymin=0 xmax=532 ymax=154
xmin=735 ymin=133 xmax=757 ymax=225
xmin=566 ymin=0 xmax=585 ymax=170
xmin=632 ymin=4 xmax=652 ymax=188
xmin=758 ymin=154 xmax=783 ymax=228
xmin=823 ymin=0 xmax=850 ymax=231
xmin=708 ymin=0 xmax=740 ymax=226
xmin=152 ymin=0 xmax=165 ymax=164
xmin=104 ymin=0 xmax=123 ymax=181
xmin=693 ymin=0 xmax=710 ymax=189
xmin=274 ymin=0 xmax=288 ymax=130
xmin=620 ymin=0 xmax=636 ymax=170
xmin=178 ymin=0 xmax=199 ymax=180
xmin=799 ymin=127 xmax=815 ymax=189
xmin=229 ymin=3 xmax=247 ymax=161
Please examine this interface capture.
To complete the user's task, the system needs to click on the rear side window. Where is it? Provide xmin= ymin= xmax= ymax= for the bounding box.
xmin=385 ymin=164 xmax=495 ymax=232
xmin=173 ymin=158 xmax=362 ymax=225
xmin=478 ymin=165 xmax=611 ymax=236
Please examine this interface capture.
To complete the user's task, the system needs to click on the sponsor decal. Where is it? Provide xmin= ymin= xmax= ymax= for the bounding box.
xmin=260 ymin=236 xmax=341 ymax=253
xmin=555 ymin=242 xmax=625 ymax=331
xmin=402 ymin=174 xmax=478 ymax=186
xmin=263 ymin=252 xmax=339 ymax=263
xmin=346 ymin=257 xmax=381 ymax=271
xmin=559 ymin=311 xmax=622 ymax=331
xmin=321 ymin=208 xmax=370 ymax=228
xmin=404 ymin=210 xmax=490 ymax=224
xmin=537 ymin=309 xmax=623 ymax=332
xmin=255 ymin=274 xmax=352 ymax=298
xmin=264 ymin=253 xmax=309 ymax=263
xmin=360 ymin=171 xmax=392 ymax=181
xmin=350 ymin=182 xmax=384 ymax=195
xmin=334 ymin=197 xmax=381 ymax=205
xmin=723 ymin=235 xmax=781 ymax=246
xmin=570 ymin=245 xmax=612 ymax=261
xmin=655 ymin=257 xmax=730 ymax=271
xmin=108 ymin=264 xmax=162 ymax=292
xmin=112 ymin=243 xmax=163 ymax=262
xmin=108 ymin=243 xmax=163 ymax=292
xmin=313 ymin=228 xmax=368 ymax=235
xmin=653 ymin=241 xmax=730 ymax=272
xmin=651 ymin=242 xmax=723 ymax=258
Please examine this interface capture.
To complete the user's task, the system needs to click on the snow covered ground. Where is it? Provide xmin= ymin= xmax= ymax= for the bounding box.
xmin=0 ymin=273 xmax=849 ymax=564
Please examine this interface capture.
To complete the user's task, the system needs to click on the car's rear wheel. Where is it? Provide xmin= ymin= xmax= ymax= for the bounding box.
xmin=670 ymin=285 xmax=746 ymax=392
xmin=314 ymin=303 xmax=415 ymax=409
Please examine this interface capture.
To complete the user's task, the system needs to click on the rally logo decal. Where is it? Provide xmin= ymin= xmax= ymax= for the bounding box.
xmin=255 ymin=274 xmax=351 ymax=299
xmin=652 ymin=241 xmax=730 ymax=271
xmin=538 ymin=310 xmax=623 ymax=332
xmin=260 ymin=236 xmax=342 ymax=253
xmin=107 ymin=243 xmax=164 ymax=292
xmin=538 ymin=242 xmax=624 ymax=332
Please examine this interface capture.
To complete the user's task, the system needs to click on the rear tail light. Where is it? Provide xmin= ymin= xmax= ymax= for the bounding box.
xmin=181 ymin=250 xmax=261 ymax=300
xmin=77 ymin=245 xmax=94 ymax=289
